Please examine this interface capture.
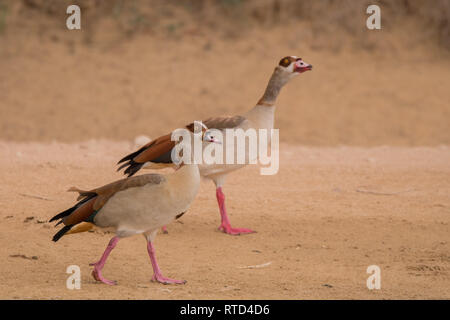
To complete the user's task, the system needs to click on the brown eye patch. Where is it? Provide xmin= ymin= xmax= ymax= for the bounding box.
xmin=279 ymin=56 xmax=294 ymax=67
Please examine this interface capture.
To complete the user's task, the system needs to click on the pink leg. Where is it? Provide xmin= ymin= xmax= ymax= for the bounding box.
xmin=216 ymin=187 xmax=255 ymax=235
xmin=89 ymin=236 xmax=119 ymax=285
xmin=147 ymin=241 xmax=186 ymax=285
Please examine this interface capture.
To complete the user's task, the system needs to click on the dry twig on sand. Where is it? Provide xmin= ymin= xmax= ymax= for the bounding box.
xmin=9 ymin=254 xmax=38 ymax=260
xmin=355 ymin=187 xmax=416 ymax=196
xmin=19 ymin=193 xmax=53 ymax=201
xmin=238 ymin=262 xmax=272 ymax=269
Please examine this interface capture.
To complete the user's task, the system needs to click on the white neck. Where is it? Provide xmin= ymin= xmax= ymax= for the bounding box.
xmin=243 ymin=68 xmax=291 ymax=129
xmin=258 ymin=67 xmax=291 ymax=106
xmin=175 ymin=163 xmax=200 ymax=179
xmin=166 ymin=163 xmax=200 ymax=195
xmin=244 ymin=104 xmax=276 ymax=130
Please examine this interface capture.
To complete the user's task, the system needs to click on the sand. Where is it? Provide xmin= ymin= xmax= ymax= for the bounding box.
xmin=1 ymin=26 xmax=450 ymax=147
xmin=0 ymin=141 xmax=448 ymax=299
xmin=1 ymin=1 xmax=449 ymax=300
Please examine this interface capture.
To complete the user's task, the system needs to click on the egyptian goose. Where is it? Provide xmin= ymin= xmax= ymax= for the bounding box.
xmin=117 ymin=56 xmax=312 ymax=235
xmin=50 ymin=129 xmax=219 ymax=285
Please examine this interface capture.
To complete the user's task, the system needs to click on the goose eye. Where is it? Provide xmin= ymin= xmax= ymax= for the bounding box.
xmin=279 ymin=57 xmax=291 ymax=67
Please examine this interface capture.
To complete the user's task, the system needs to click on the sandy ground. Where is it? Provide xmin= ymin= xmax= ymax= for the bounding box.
xmin=1 ymin=26 xmax=450 ymax=146
xmin=0 ymin=1 xmax=449 ymax=301
xmin=0 ymin=141 xmax=448 ymax=299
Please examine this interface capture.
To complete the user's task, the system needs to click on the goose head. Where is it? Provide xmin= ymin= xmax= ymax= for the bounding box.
xmin=203 ymin=129 xmax=222 ymax=144
xmin=277 ymin=56 xmax=312 ymax=76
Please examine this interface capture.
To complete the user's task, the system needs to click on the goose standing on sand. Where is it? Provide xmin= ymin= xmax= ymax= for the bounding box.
xmin=50 ymin=129 xmax=219 ymax=285
xmin=117 ymin=56 xmax=312 ymax=235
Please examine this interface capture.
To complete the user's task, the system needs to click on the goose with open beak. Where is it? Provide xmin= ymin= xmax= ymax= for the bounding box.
xmin=117 ymin=56 xmax=312 ymax=235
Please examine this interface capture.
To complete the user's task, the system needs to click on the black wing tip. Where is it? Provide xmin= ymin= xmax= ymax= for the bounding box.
xmin=124 ymin=162 xmax=144 ymax=177
xmin=117 ymin=154 xmax=132 ymax=165
xmin=117 ymin=144 xmax=152 ymax=165
xmin=50 ymin=194 xmax=96 ymax=234
xmin=52 ymin=225 xmax=73 ymax=242
xmin=49 ymin=194 xmax=95 ymax=223
xmin=116 ymin=159 xmax=144 ymax=177
xmin=117 ymin=161 xmax=131 ymax=172
xmin=49 ymin=207 xmax=75 ymax=223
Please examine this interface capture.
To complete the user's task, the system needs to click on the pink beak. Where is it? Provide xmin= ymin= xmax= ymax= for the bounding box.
xmin=294 ymin=61 xmax=312 ymax=73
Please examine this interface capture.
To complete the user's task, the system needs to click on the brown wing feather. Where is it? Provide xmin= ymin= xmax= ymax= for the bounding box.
xmin=51 ymin=174 xmax=165 ymax=241
xmin=89 ymin=174 xmax=165 ymax=211
xmin=63 ymin=197 xmax=96 ymax=225
xmin=202 ymin=115 xmax=246 ymax=130
xmin=67 ymin=175 xmax=164 ymax=224
xmin=117 ymin=133 xmax=176 ymax=177
xmin=134 ymin=134 xmax=175 ymax=163
xmin=67 ymin=187 xmax=96 ymax=201
xmin=117 ymin=117 xmax=245 ymax=177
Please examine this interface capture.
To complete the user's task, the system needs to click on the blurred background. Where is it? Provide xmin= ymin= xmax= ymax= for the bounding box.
xmin=0 ymin=0 xmax=449 ymax=146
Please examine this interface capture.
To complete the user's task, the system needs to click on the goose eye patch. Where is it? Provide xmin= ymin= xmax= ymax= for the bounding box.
xmin=279 ymin=57 xmax=292 ymax=67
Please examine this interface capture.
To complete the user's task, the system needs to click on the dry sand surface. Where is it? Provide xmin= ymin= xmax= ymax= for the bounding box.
xmin=1 ymin=26 xmax=450 ymax=146
xmin=0 ymin=141 xmax=449 ymax=299
xmin=1 ymin=0 xmax=449 ymax=300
